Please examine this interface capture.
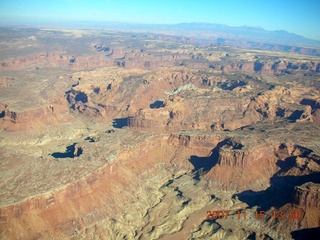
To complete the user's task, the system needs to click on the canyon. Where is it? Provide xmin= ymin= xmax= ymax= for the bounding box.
xmin=0 ymin=27 xmax=319 ymax=239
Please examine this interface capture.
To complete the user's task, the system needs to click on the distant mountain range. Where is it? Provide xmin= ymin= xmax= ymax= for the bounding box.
xmin=2 ymin=21 xmax=320 ymax=53
xmin=170 ymin=22 xmax=320 ymax=48
xmin=73 ymin=21 xmax=320 ymax=49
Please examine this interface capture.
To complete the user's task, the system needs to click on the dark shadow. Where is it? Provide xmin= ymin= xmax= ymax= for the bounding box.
xmin=0 ymin=111 xmax=4 ymax=118
xmin=71 ymin=82 xmax=79 ymax=87
xmin=254 ymin=61 xmax=264 ymax=71
xmin=106 ymin=129 xmax=115 ymax=134
xmin=189 ymin=139 xmax=241 ymax=180
xmin=220 ymin=80 xmax=246 ymax=91
xmin=84 ymin=136 xmax=95 ymax=142
xmin=234 ymin=165 xmax=320 ymax=211
xmin=291 ymin=227 xmax=320 ymax=240
xmin=182 ymin=199 xmax=191 ymax=206
xmin=276 ymin=107 xmax=285 ymax=117
xmin=287 ymin=63 xmax=299 ymax=70
xmin=246 ymin=232 xmax=256 ymax=240
xmin=288 ymin=110 xmax=303 ymax=121
xmin=112 ymin=118 xmax=129 ymax=129
xmin=209 ymin=64 xmax=215 ymax=69
xmin=189 ymin=153 xmax=219 ymax=181
xmin=271 ymin=61 xmax=281 ymax=70
xmin=300 ymin=98 xmax=319 ymax=109
xmin=75 ymin=92 xmax=88 ymax=103
xmin=65 ymin=90 xmax=71 ymax=97
xmin=96 ymin=46 xmax=110 ymax=52
xmin=276 ymin=157 xmax=296 ymax=175
xmin=150 ymin=100 xmax=165 ymax=109
xmin=51 ymin=143 xmax=82 ymax=158
xmin=93 ymin=87 xmax=100 ymax=94
xmin=202 ymin=79 xmax=211 ymax=86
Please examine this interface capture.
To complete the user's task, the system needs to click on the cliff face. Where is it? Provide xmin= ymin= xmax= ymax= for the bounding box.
xmin=290 ymin=173 xmax=320 ymax=229
xmin=218 ymin=148 xmax=248 ymax=167
xmin=203 ymin=140 xmax=278 ymax=191
xmin=0 ymin=103 xmax=72 ymax=131
xmin=1 ymin=105 xmax=54 ymax=123
xmin=292 ymin=183 xmax=320 ymax=209
xmin=167 ymin=133 xmax=218 ymax=149
xmin=273 ymin=182 xmax=320 ymax=234
xmin=127 ymin=108 xmax=170 ymax=129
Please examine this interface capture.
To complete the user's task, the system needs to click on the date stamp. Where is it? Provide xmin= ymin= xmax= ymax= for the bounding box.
xmin=206 ymin=210 xmax=302 ymax=221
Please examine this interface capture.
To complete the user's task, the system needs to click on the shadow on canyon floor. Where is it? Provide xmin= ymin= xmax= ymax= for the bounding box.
xmin=233 ymin=157 xmax=320 ymax=211
xmin=51 ymin=143 xmax=83 ymax=158
xmin=150 ymin=100 xmax=165 ymax=109
xmin=291 ymin=227 xmax=320 ymax=240
xmin=112 ymin=118 xmax=129 ymax=129
xmin=189 ymin=138 xmax=235 ymax=180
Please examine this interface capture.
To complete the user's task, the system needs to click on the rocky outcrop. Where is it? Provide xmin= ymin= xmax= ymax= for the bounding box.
xmin=292 ymin=182 xmax=320 ymax=208
xmin=127 ymin=108 xmax=170 ymax=129
xmin=218 ymin=147 xmax=248 ymax=167
xmin=167 ymin=134 xmax=218 ymax=149
xmin=218 ymin=86 xmax=319 ymax=131
xmin=0 ymin=104 xmax=71 ymax=131
xmin=300 ymin=98 xmax=320 ymax=125
xmin=67 ymin=89 xmax=88 ymax=107
xmin=274 ymin=182 xmax=320 ymax=233
xmin=73 ymin=143 xmax=83 ymax=157
xmin=291 ymin=183 xmax=320 ymax=229
xmin=202 ymin=140 xmax=279 ymax=191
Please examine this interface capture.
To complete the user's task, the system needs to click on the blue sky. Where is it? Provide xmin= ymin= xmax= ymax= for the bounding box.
xmin=0 ymin=0 xmax=319 ymax=40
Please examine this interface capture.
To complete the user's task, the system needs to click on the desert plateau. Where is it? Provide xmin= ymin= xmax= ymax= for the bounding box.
xmin=0 ymin=25 xmax=319 ymax=240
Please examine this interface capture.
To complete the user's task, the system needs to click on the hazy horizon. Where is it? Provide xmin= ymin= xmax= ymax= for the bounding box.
xmin=0 ymin=0 xmax=319 ymax=41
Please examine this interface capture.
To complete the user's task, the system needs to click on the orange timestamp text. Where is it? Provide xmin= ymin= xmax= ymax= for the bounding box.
xmin=206 ymin=210 xmax=302 ymax=221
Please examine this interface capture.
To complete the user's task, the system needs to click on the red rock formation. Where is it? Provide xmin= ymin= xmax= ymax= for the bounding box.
xmin=167 ymin=134 xmax=218 ymax=149
xmin=219 ymin=86 xmax=317 ymax=130
xmin=300 ymin=98 xmax=320 ymax=125
xmin=204 ymin=141 xmax=278 ymax=191
xmin=292 ymin=183 xmax=320 ymax=209
xmin=273 ymin=182 xmax=320 ymax=234
xmin=0 ymin=91 xmax=73 ymax=132
xmin=127 ymin=108 xmax=170 ymax=129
